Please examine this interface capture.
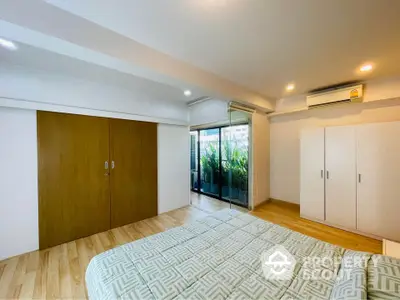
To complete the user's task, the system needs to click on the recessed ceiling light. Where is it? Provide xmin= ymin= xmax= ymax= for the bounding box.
xmin=360 ymin=64 xmax=373 ymax=72
xmin=286 ymin=83 xmax=295 ymax=91
xmin=184 ymin=90 xmax=192 ymax=97
xmin=0 ymin=38 xmax=18 ymax=51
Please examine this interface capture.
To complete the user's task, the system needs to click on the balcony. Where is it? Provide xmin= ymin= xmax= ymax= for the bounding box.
xmin=190 ymin=124 xmax=249 ymax=208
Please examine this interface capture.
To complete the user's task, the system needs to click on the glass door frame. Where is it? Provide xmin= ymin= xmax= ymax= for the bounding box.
xmin=190 ymin=122 xmax=249 ymax=208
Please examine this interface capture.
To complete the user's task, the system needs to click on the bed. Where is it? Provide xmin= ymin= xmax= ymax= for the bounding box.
xmin=86 ymin=209 xmax=400 ymax=300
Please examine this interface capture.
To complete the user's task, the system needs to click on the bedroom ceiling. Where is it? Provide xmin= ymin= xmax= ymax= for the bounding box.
xmin=45 ymin=0 xmax=400 ymax=98
xmin=0 ymin=42 xmax=195 ymax=105
xmin=0 ymin=0 xmax=274 ymax=111
xmin=1 ymin=0 xmax=400 ymax=108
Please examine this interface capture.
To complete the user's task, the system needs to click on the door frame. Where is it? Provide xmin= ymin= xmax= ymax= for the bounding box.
xmin=190 ymin=122 xmax=249 ymax=208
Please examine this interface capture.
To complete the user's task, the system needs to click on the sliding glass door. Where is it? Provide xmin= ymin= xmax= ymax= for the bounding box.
xmin=191 ymin=124 xmax=249 ymax=208
xmin=190 ymin=131 xmax=199 ymax=190
xmin=199 ymin=129 xmax=220 ymax=197
xmin=221 ymin=125 xmax=249 ymax=205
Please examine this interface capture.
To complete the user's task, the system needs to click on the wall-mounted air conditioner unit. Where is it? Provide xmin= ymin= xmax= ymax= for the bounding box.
xmin=306 ymin=84 xmax=363 ymax=108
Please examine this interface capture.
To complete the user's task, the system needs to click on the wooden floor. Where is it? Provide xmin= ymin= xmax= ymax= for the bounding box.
xmin=251 ymin=199 xmax=382 ymax=254
xmin=190 ymin=192 xmax=248 ymax=213
xmin=0 ymin=193 xmax=382 ymax=299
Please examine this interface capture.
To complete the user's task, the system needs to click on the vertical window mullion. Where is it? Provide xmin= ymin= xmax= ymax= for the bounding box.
xmin=197 ymin=130 xmax=201 ymax=192
xmin=218 ymin=127 xmax=222 ymax=199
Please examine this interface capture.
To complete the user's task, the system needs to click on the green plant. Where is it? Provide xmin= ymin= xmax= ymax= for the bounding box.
xmin=200 ymin=140 xmax=248 ymax=191
xmin=200 ymin=142 xmax=219 ymax=183
xmin=222 ymin=140 xmax=248 ymax=190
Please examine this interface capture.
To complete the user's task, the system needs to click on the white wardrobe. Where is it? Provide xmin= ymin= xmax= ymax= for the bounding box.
xmin=300 ymin=121 xmax=400 ymax=241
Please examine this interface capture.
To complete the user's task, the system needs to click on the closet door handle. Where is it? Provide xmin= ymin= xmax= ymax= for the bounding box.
xmin=111 ymin=161 xmax=115 ymax=169
xmin=104 ymin=161 xmax=109 ymax=176
xmin=326 ymin=171 xmax=329 ymax=179
xmin=358 ymin=174 xmax=361 ymax=183
xmin=321 ymin=170 xmax=324 ymax=178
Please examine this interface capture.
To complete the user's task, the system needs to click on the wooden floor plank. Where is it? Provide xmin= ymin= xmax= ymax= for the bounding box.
xmin=0 ymin=193 xmax=382 ymax=299
xmin=0 ymin=257 xmax=18 ymax=299
xmin=19 ymin=272 xmax=36 ymax=299
xmin=66 ymin=242 xmax=83 ymax=299
xmin=5 ymin=255 xmax=27 ymax=299
xmin=46 ymin=246 xmax=60 ymax=299
xmin=122 ymin=224 xmax=144 ymax=242
xmin=32 ymin=250 xmax=49 ymax=299
xmin=58 ymin=243 xmax=72 ymax=300
xmin=90 ymin=234 xmax=105 ymax=256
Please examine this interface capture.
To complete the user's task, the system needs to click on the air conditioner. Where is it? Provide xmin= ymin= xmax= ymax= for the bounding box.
xmin=306 ymin=84 xmax=363 ymax=108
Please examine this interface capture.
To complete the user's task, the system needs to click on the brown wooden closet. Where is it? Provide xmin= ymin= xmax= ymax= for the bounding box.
xmin=109 ymin=118 xmax=157 ymax=228
xmin=37 ymin=111 xmax=157 ymax=249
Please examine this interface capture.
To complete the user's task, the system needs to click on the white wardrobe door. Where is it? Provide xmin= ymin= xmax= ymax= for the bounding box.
xmin=325 ymin=126 xmax=356 ymax=229
xmin=357 ymin=122 xmax=400 ymax=241
xmin=300 ymin=128 xmax=325 ymax=221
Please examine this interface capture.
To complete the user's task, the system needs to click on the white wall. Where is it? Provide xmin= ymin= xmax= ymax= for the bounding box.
xmin=0 ymin=110 xmax=191 ymax=260
xmin=251 ymin=112 xmax=270 ymax=207
xmin=157 ymin=124 xmax=190 ymax=214
xmin=0 ymin=107 xmax=38 ymax=260
xmin=270 ymin=77 xmax=400 ymax=204
xmin=189 ymin=99 xmax=228 ymax=126
xmin=0 ymin=64 xmax=188 ymax=125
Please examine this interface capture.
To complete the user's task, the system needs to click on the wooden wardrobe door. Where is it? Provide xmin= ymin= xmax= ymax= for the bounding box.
xmin=38 ymin=111 xmax=110 ymax=249
xmin=139 ymin=122 xmax=158 ymax=220
xmin=110 ymin=119 xmax=157 ymax=228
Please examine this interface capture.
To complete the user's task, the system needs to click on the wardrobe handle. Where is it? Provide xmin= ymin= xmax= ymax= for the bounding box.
xmin=104 ymin=161 xmax=109 ymax=176
xmin=321 ymin=170 xmax=324 ymax=178
xmin=326 ymin=171 xmax=329 ymax=179
xmin=112 ymin=161 xmax=115 ymax=169
xmin=358 ymin=174 xmax=361 ymax=183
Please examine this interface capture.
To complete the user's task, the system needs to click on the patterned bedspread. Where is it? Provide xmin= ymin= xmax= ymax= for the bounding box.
xmin=86 ymin=209 xmax=400 ymax=300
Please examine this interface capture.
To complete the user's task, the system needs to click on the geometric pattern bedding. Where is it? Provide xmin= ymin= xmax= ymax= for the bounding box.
xmin=86 ymin=209 xmax=400 ymax=300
